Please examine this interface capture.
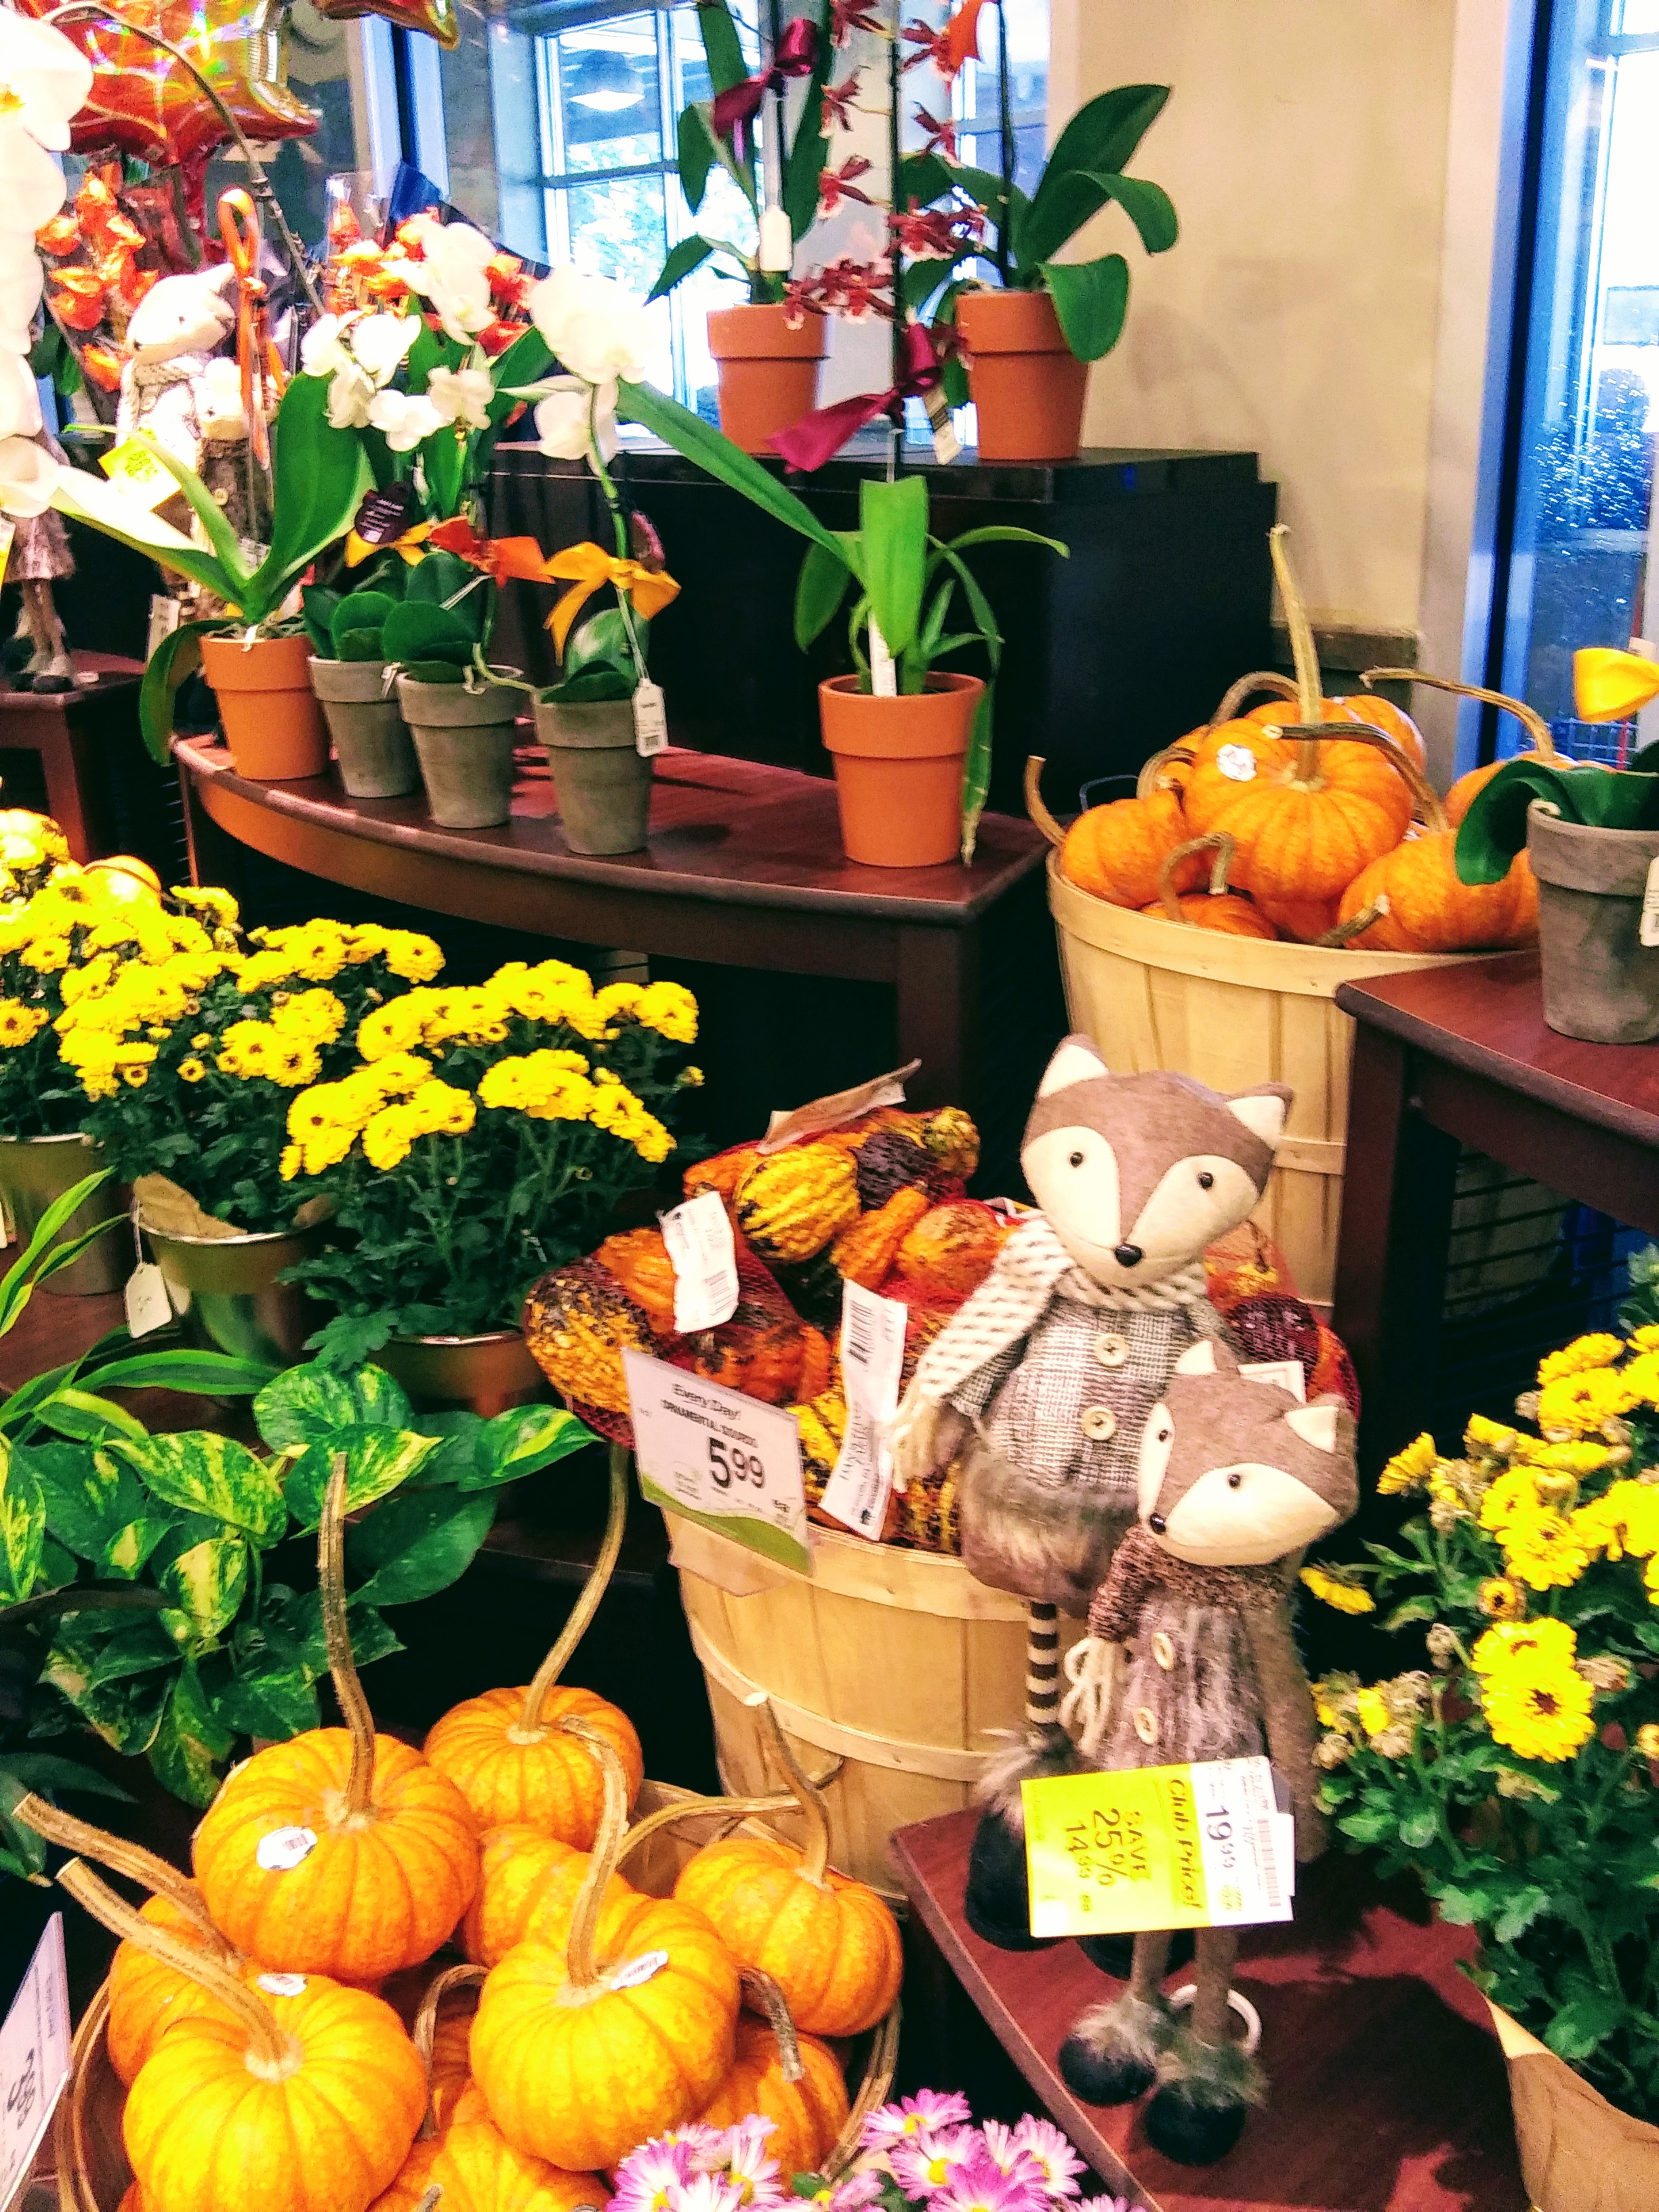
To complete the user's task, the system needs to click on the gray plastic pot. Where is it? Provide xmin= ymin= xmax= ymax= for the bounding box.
xmin=397 ymin=675 xmax=520 ymax=829
xmin=534 ymin=696 xmax=652 ymax=855
xmin=1527 ymin=801 xmax=1659 ymax=1042
xmin=308 ymin=657 xmax=419 ymax=798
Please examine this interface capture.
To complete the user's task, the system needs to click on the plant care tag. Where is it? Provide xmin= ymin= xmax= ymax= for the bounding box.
xmin=659 ymin=1189 xmax=739 ymax=1333
xmin=609 ymin=1949 xmax=670 ymax=1992
xmin=0 ymin=519 xmax=14 ymax=592
xmin=124 ymin=1261 xmax=173 ymax=1338
xmin=100 ymin=440 xmax=176 ymax=510
xmin=1023 ymin=1755 xmax=1295 ymax=1939
xmin=1643 ymin=857 xmax=1659 ymax=948
xmin=0 ymin=1913 xmax=70 ymax=2212
xmin=352 ymin=484 xmax=417 ymax=547
xmin=1238 ymin=1357 xmax=1307 ymax=1404
xmin=1216 ymin=743 xmax=1257 ymax=783
xmin=756 ymin=204 xmax=793 ymax=273
xmin=625 ymin=1349 xmax=810 ymax=1574
xmin=923 ymin=384 xmax=962 ymax=466
xmin=256 ymin=1824 xmax=317 ymax=1872
xmin=632 ymin=679 xmax=669 ymax=758
xmin=256 ymin=1973 xmax=308 ymax=1998
xmin=817 ymin=1282 xmax=907 ymax=1540
xmin=868 ymin=619 xmax=898 ymax=699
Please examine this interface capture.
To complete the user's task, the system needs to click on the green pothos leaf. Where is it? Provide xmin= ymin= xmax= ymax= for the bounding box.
xmin=109 ymin=1433 xmax=287 ymax=1545
xmin=0 ymin=1438 xmax=44 ymax=1603
xmin=281 ymin=1427 xmax=443 ymax=1531
xmin=253 ymin=1361 xmax=415 ymax=1450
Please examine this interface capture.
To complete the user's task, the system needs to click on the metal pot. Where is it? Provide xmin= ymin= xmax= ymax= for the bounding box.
xmin=373 ymin=1329 xmax=546 ymax=1416
xmin=0 ymin=1134 xmax=126 ymax=1296
xmin=140 ymin=1216 xmax=325 ymax=1367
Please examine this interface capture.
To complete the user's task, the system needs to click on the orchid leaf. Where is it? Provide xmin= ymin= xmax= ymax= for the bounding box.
xmin=49 ymin=470 xmax=228 ymax=598
xmin=1455 ymin=760 xmax=1659 ymax=884
xmin=1041 ymin=253 xmax=1131 ymax=362
xmin=125 ymin=430 xmax=251 ymax=590
xmin=137 ymin=620 xmax=218 ymax=768
xmin=617 ymin=381 xmax=844 ymax=557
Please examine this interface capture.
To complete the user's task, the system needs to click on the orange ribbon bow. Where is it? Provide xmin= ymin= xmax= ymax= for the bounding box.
xmin=1574 ymin=647 xmax=1659 ymax=724
xmin=543 ymin=541 xmax=682 ymax=657
xmin=427 ymin=514 xmax=555 ymax=585
xmin=218 ymin=188 xmax=285 ymax=471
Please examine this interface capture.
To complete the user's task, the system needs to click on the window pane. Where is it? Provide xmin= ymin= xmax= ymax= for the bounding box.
xmin=562 ymin=173 xmax=676 ymax=386
xmin=550 ymin=14 xmax=665 ymax=178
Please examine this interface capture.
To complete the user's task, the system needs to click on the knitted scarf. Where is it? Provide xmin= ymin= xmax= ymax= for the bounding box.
xmin=909 ymin=1213 xmax=1210 ymax=1406
xmin=1088 ymin=1522 xmax=1285 ymax=1641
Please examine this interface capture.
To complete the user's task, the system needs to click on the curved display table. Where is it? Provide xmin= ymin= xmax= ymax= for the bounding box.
xmin=175 ymin=737 xmax=1063 ymax=1188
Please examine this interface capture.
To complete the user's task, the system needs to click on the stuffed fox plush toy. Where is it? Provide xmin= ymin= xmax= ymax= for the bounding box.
xmin=890 ymin=1034 xmax=1291 ymax=1950
xmin=1057 ymin=1336 xmax=1358 ymax=2165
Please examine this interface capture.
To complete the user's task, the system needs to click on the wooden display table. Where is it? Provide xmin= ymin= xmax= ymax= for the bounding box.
xmin=174 ymin=737 xmax=1064 ymax=1190
xmin=893 ymin=1808 xmax=1525 ymax=2212
xmin=1330 ymin=951 xmax=1659 ymax=1473
xmin=0 ymin=654 xmax=146 ymax=860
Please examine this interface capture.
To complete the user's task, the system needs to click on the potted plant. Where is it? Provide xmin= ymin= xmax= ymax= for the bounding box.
xmin=54 ymin=907 xmax=446 ymax=1365
xmin=614 ymin=376 xmax=1063 ymax=862
xmin=300 ymin=571 xmax=419 ymax=800
xmin=381 ymin=544 xmax=527 ymax=831
xmin=276 ymin=959 xmax=700 ymax=1410
xmin=649 ymin=0 xmax=837 ymax=449
xmin=1300 ymin=1290 xmax=1659 ymax=2211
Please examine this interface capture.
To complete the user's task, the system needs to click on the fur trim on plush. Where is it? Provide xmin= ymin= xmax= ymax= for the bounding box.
xmin=973 ymin=1723 xmax=1080 ymax=1824
xmin=1157 ymin=2026 xmax=1267 ymax=2108
xmin=1068 ymin=1990 xmax=1179 ymax=2071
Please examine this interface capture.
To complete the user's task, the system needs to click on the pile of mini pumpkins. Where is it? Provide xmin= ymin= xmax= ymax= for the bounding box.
xmin=33 ymin=1461 xmax=901 ymax=2212
xmin=1038 ymin=527 xmax=1544 ymax=958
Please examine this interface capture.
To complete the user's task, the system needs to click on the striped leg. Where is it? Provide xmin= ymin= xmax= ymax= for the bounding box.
xmin=1026 ymin=1601 xmax=1061 ymax=1727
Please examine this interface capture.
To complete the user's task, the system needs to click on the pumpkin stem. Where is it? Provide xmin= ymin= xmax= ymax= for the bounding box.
xmin=1135 ymin=743 xmax=1195 ymax=800
xmin=1362 ymin=667 xmax=1557 ymax=761
xmin=519 ymin=1443 xmax=629 ymax=1738
xmin=1157 ymin=832 xmax=1236 ymax=923
xmin=752 ymin=1695 xmax=834 ymax=1888
xmin=558 ymin=1717 xmax=633 ymax=1994
xmin=1267 ymin=527 xmax=1325 ymax=780
xmin=740 ymin=1968 xmax=806 ymax=2085
xmin=1212 ymin=670 xmax=1298 ymax=726
xmin=821 ymin=2003 xmax=902 ymax=2182
xmin=1277 ymin=720 xmax=1449 ymax=834
xmin=413 ymin=1960 xmax=487 ymax=2139
xmin=615 ymin=1789 xmax=806 ymax=1875
xmin=415 ymin=2191 xmax=443 ymax=2212
xmin=1315 ymin=896 xmax=1389 ymax=949
xmin=55 ymin=1859 xmax=296 ymax=2077
xmin=1023 ymin=756 xmax=1066 ymax=849
xmin=319 ymin=1451 xmax=377 ymax=1820
xmin=12 ymin=1794 xmax=231 ymax=1955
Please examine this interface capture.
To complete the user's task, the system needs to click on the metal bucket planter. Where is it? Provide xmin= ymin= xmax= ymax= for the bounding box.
xmin=1527 ymin=804 xmax=1659 ymax=1042
xmin=308 ymin=658 xmax=419 ymax=798
xmin=397 ymin=676 xmax=520 ymax=830
xmin=374 ymin=1328 xmax=546 ymax=1416
xmin=140 ymin=1216 xmax=325 ymax=1367
xmin=0 ymin=1134 xmax=125 ymax=1296
xmin=533 ymin=697 xmax=652 ymax=855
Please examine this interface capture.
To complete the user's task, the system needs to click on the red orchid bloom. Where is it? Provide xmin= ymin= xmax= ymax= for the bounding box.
xmin=890 ymin=200 xmax=983 ymax=259
xmin=785 ymin=254 xmax=895 ymax=326
xmin=913 ymin=104 xmax=958 ymax=160
xmin=829 ymin=0 xmax=882 ymax=42
xmin=900 ymin=19 xmax=954 ymax=72
xmin=822 ymin=71 xmax=863 ymax=131
xmin=818 ymin=155 xmax=874 ymax=218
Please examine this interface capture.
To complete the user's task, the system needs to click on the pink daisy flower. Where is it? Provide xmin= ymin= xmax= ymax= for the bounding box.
xmin=978 ymin=2127 xmax=1048 ymax=2200
xmin=1010 ymin=2121 xmax=1086 ymax=2201
xmin=890 ymin=2127 xmax=981 ymax=2200
xmin=827 ymin=2172 xmax=884 ymax=2212
xmin=720 ymin=2119 xmax=783 ymax=2206
xmin=613 ymin=2139 xmax=695 ymax=2212
xmin=663 ymin=2127 xmax=729 ymax=2173
xmin=860 ymin=2091 xmax=973 ymax=2152
xmin=674 ymin=2175 xmax=745 ymax=2212
xmin=933 ymin=2153 xmax=1049 ymax=2212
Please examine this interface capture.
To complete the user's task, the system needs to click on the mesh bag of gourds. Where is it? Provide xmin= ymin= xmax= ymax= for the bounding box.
xmin=523 ymin=1104 xmax=1010 ymax=1551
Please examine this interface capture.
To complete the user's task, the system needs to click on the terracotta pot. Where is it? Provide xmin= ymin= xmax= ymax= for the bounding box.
xmin=308 ymin=657 xmax=419 ymax=798
xmin=199 ymin=631 xmax=329 ymax=781
xmin=1489 ymin=2000 xmax=1659 ymax=2211
xmin=374 ymin=1328 xmax=546 ymax=1416
xmin=533 ymin=696 xmax=652 ymax=855
xmin=706 ymin=303 xmax=827 ymax=455
xmin=396 ymin=676 xmax=520 ymax=830
xmin=1526 ymin=805 xmax=1659 ymax=1042
xmin=139 ymin=1214 xmax=326 ymax=1368
xmin=956 ymin=289 xmax=1088 ymax=464
xmin=818 ymin=672 xmax=983 ymax=868
xmin=0 ymin=1133 xmax=126 ymax=1296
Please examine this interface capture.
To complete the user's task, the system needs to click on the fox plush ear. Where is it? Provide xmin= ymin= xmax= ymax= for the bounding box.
xmin=1284 ymin=1401 xmax=1340 ymax=1452
xmin=1036 ymin=1034 xmax=1108 ymax=1099
xmin=1225 ymin=1084 xmax=1292 ymax=1149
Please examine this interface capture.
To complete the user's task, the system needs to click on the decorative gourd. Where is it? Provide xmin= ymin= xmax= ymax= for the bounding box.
xmin=1363 ymin=668 xmax=1566 ymax=827
xmin=593 ymin=1230 xmax=677 ymax=1330
xmin=470 ymin=1723 xmax=741 ymax=2172
xmin=831 ymin=1186 xmax=932 ymax=1288
xmin=523 ymin=1263 xmax=655 ymax=1416
xmin=696 ymin=1979 xmax=849 ymax=2179
xmin=683 ymin=1143 xmax=762 ymax=1205
xmin=672 ymin=1700 xmax=902 ymax=2038
xmin=62 ymin=1860 xmax=426 ymax=2212
xmin=1336 ymin=838 xmax=1538 ymax=954
xmin=913 ymin=1106 xmax=979 ymax=1180
xmin=462 ymin=1826 xmax=634 ymax=1968
xmin=1139 ymin=832 xmax=1277 ymax=939
xmin=367 ymin=2121 xmax=611 ymax=2212
xmin=425 ymin=1447 xmax=644 ymax=1843
xmin=853 ymin=1127 xmax=930 ymax=1207
xmin=684 ymin=1319 xmax=814 ymax=1403
xmin=792 ymin=1388 xmax=848 ymax=1500
xmin=735 ymin=1145 xmax=860 ymax=1263
xmin=1026 ymin=754 xmax=1200 ymax=910
xmin=193 ymin=1458 xmax=480 ymax=1984
xmin=796 ymin=1324 xmax=833 ymax=1401
xmin=891 ymin=1200 xmax=1008 ymax=1297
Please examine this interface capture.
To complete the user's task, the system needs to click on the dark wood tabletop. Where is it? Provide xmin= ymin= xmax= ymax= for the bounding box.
xmin=893 ymin=1808 xmax=1525 ymax=2212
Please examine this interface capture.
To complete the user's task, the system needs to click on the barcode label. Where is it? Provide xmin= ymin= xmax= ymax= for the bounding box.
xmin=659 ymin=1189 xmax=739 ymax=1333
xmin=817 ymin=1282 xmax=907 ymax=1540
xmin=633 ymin=680 xmax=670 ymax=757
xmin=1191 ymin=1757 xmax=1296 ymax=1927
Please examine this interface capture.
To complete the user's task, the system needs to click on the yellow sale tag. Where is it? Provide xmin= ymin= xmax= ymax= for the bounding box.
xmin=1021 ymin=1755 xmax=1295 ymax=1940
xmin=100 ymin=441 xmax=176 ymax=510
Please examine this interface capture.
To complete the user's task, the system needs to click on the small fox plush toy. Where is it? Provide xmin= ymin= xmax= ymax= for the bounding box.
xmin=889 ymin=1034 xmax=1291 ymax=1950
xmin=1057 ymin=1336 xmax=1358 ymax=2165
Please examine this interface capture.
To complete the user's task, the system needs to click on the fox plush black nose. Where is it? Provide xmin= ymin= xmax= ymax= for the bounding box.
xmin=1149 ymin=1513 xmax=1167 ymax=1535
xmin=1113 ymin=1243 xmax=1143 ymax=1268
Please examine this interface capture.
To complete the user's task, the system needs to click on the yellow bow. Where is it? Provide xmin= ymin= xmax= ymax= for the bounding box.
xmin=1574 ymin=647 xmax=1659 ymax=724
xmin=544 ymin=541 xmax=681 ymax=658
xmin=346 ymin=522 xmax=434 ymax=569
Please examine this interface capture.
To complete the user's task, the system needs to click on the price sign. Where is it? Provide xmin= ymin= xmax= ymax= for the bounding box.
xmin=0 ymin=1914 xmax=71 ymax=2211
xmin=1022 ymin=1755 xmax=1296 ymax=1940
xmin=100 ymin=441 xmax=177 ymax=510
xmin=624 ymin=1349 xmax=810 ymax=1574
xmin=632 ymin=680 xmax=669 ymax=758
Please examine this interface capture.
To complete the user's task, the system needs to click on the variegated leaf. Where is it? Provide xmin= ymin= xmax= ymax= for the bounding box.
xmin=110 ymin=1433 xmax=287 ymax=1544
xmin=158 ymin=1536 xmax=249 ymax=1644
xmin=282 ymin=1426 xmax=443 ymax=1530
xmin=0 ymin=1437 xmax=45 ymax=1603
xmin=254 ymin=1362 xmax=414 ymax=1450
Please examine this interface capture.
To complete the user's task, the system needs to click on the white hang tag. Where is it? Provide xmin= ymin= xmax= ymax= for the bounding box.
xmin=757 ymin=205 xmax=794 ymax=274
xmin=868 ymin=619 xmax=898 ymax=699
xmin=1642 ymin=857 xmax=1659 ymax=947
xmin=256 ymin=1973 xmax=308 ymax=1998
xmin=632 ymin=679 xmax=669 ymax=758
xmin=924 ymin=384 xmax=961 ymax=466
xmin=0 ymin=1913 xmax=71 ymax=2212
xmin=125 ymin=1261 xmax=173 ymax=1338
xmin=609 ymin=1948 xmax=670 ymax=1991
xmin=760 ymin=1061 xmax=920 ymax=1152
xmin=818 ymin=1281 xmax=908 ymax=1540
xmin=256 ymin=1824 xmax=318 ymax=1871
xmin=1238 ymin=1358 xmax=1307 ymax=1404
xmin=660 ymin=1189 xmax=740 ymax=1334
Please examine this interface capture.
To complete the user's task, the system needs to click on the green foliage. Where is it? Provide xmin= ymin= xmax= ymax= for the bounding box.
xmin=541 ymin=611 xmax=650 ymax=706
xmin=1456 ymin=758 xmax=1659 ymax=885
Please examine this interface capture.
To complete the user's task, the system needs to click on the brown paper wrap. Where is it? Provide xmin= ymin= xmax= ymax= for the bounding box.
xmin=1489 ymin=2000 xmax=1659 ymax=2212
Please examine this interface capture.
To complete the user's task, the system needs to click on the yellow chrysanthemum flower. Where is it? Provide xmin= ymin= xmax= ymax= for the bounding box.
xmin=1299 ymin=1563 xmax=1375 ymax=1614
xmin=362 ymin=1105 xmax=415 ymax=1171
xmin=1626 ymin=1325 xmax=1659 ymax=1355
xmin=478 ymin=1051 xmax=596 ymax=1122
xmin=300 ymin=1126 xmax=354 ymax=1176
xmin=1354 ymin=1687 xmax=1392 ymax=1739
xmin=170 ymin=885 xmax=240 ymax=928
xmin=377 ymin=929 xmax=444 ymax=982
xmin=356 ymin=998 xmax=429 ymax=1061
xmin=0 ymin=1000 xmax=48 ymax=1048
xmin=634 ymin=979 xmax=698 ymax=1044
xmin=1536 ymin=1334 xmax=1624 ymax=1387
xmin=1571 ymin=1479 xmax=1659 ymax=1562
xmin=1618 ymin=1350 xmax=1659 ymax=1406
xmin=1478 ymin=1577 xmax=1527 ymax=1619
xmin=1471 ymin=1616 xmax=1576 ymax=1677
xmin=270 ymin=989 xmax=346 ymax=1046
xmin=1479 ymin=1467 xmax=1543 ymax=1537
xmin=178 ymin=1057 xmax=207 ymax=1083
xmin=405 ymin=1078 xmax=476 ymax=1139
xmin=1480 ymin=1658 xmax=1596 ymax=1763
xmin=1536 ymin=1367 xmax=1639 ymax=1436
xmin=1378 ymin=1433 xmax=1440 ymax=1495
xmin=1502 ymin=1511 xmax=1591 ymax=1592
xmin=279 ymin=1143 xmax=301 ymax=1181
xmin=18 ymin=935 xmax=71 ymax=972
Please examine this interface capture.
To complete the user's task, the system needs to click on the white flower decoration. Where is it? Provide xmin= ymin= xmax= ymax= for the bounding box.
xmin=0 ymin=433 xmax=59 ymax=518
xmin=533 ymin=376 xmax=617 ymax=466
xmin=368 ymin=389 xmax=446 ymax=453
xmin=300 ymin=313 xmax=349 ymax=378
xmin=325 ymin=360 xmax=376 ymax=432
xmin=527 ymin=266 xmax=655 ymax=387
xmin=426 ymin=364 xmax=493 ymax=432
xmin=401 ymin=219 xmax=496 ymax=346
xmin=0 ymin=12 xmax=93 ymax=152
xmin=0 ymin=232 xmax=43 ymax=356
xmin=352 ymin=311 xmax=421 ymax=384
xmin=0 ymin=115 xmax=70 ymax=234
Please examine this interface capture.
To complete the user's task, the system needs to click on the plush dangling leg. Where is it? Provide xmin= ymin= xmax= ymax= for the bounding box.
xmin=963 ymin=1601 xmax=1080 ymax=1950
xmin=1143 ymin=1928 xmax=1264 ymax=2165
xmin=1058 ymin=1927 xmax=1179 ymax=2104
xmin=19 ymin=581 xmax=74 ymax=694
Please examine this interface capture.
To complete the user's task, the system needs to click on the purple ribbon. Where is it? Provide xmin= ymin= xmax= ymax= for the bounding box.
xmin=771 ymin=323 xmax=945 ymax=473
xmin=712 ymin=16 xmax=819 ymax=144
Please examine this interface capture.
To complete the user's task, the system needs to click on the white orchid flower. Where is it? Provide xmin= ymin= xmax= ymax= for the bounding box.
xmin=368 ymin=389 xmax=446 ymax=453
xmin=401 ymin=220 xmax=496 ymax=346
xmin=0 ymin=433 xmax=58 ymax=518
xmin=528 ymin=266 xmax=654 ymax=386
xmin=426 ymin=364 xmax=493 ymax=432
xmin=300 ymin=312 xmax=349 ymax=377
xmin=0 ymin=12 xmax=93 ymax=152
xmin=326 ymin=360 xmax=376 ymax=431
xmin=352 ymin=311 xmax=421 ymax=385
xmin=532 ymin=375 xmax=618 ymax=466
xmin=0 ymin=232 xmax=43 ymax=356
xmin=0 ymin=349 xmax=41 ymax=443
xmin=0 ymin=115 xmax=68 ymax=234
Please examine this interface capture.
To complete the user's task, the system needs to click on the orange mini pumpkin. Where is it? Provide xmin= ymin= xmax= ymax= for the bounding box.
xmin=193 ymin=1462 xmax=480 ymax=1985
xmin=462 ymin=1824 xmax=634 ymax=1967
xmin=1336 ymin=838 xmax=1538 ymax=954
xmin=673 ymin=1704 xmax=901 ymax=2039
xmin=1361 ymin=668 xmax=1569 ymax=827
xmin=697 ymin=2011 xmax=851 ymax=2179
xmin=1025 ymin=756 xmax=1200 ymax=911
xmin=426 ymin=1448 xmax=644 ymax=1845
xmin=369 ymin=2120 xmax=611 ymax=2212
xmin=1137 ymin=831 xmax=1277 ymax=940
